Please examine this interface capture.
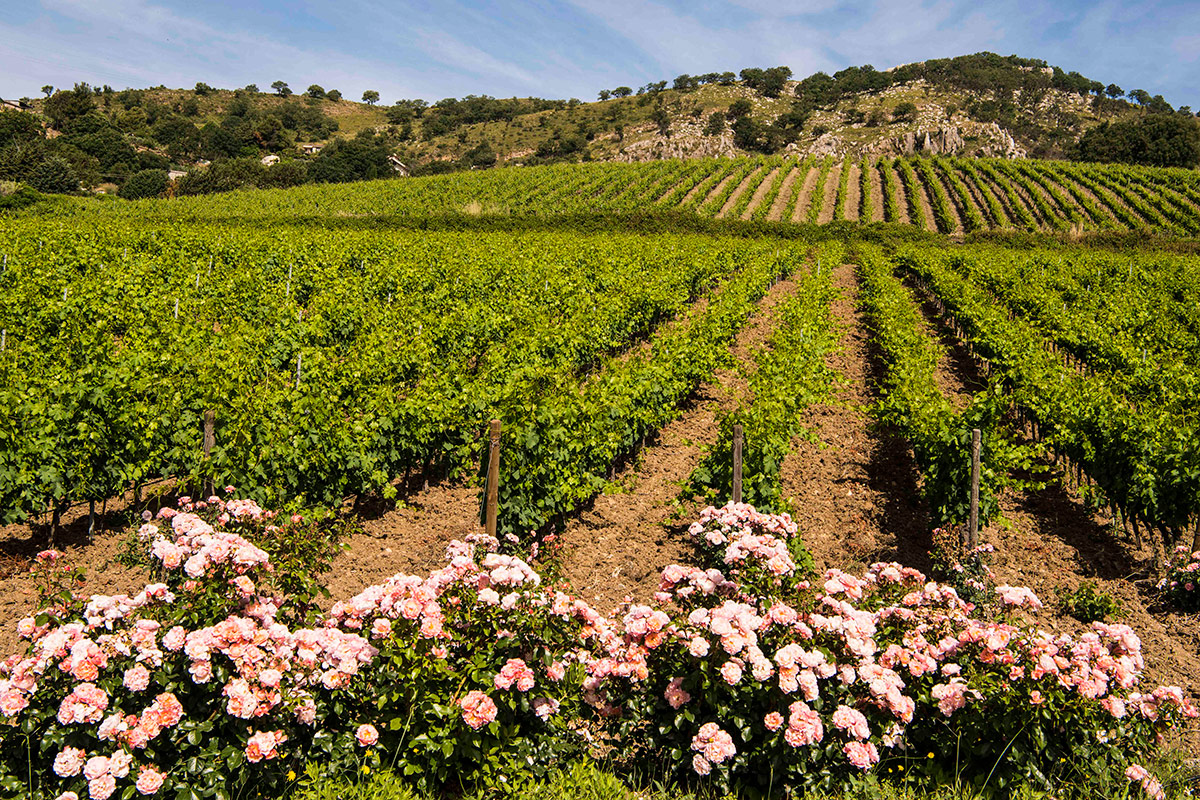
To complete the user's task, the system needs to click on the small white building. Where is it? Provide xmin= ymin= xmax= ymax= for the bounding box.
xmin=167 ymin=170 xmax=188 ymax=181
xmin=299 ymin=143 xmax=323 ymax=156
xmin=388 ymin=155 xmax=410 ymax=176
xmin=261 ymin=154 xmax=280 ymax=166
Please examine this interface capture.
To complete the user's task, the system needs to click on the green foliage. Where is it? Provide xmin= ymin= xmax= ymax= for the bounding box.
xmin=117 ymin=168 xmax=168 ymax=199
xmin=43 ymin=83 xmax=96 ymax=130
xmin=463 ymin=142 xmax=498 ymax=169
xmin=857 ymin=247 xmax=1015 ymax=526
xmin=0 ymin=110 xmax=41 ymax=149
xmin=308 ymin=133 xmax=392 ymax=183
xmin=27 ymin=155 xmax=78 ymax=194
xmin=687 ymin=251 xmax=842 ymax=513
xmin=929 ymin=527 xmax=996 ymax=607
xmin=898 ymin=241 xmax=1200 ymax=548
xmin=0 ymin=184 xmax=42 ymax=210
xmin=892 ymin=102 xmax=918 ymax=123
xmin=806 ymin=158 xmax=833 ymax=224
xmin=739 ymin=66 xmax=792 ymax=98
xmin=1056 ymin=581 xmax=1122 ymax=623
xmin=1074 ymin=114 xmax=1200 ymax=168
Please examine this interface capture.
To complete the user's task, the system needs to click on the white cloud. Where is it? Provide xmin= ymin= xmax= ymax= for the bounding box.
xmin=0 ymin=0 xmax=428 ymax=102
xmin=564 ymin=0 xmax=745 ymax=73
xmin=829 ymin=0 xmax=1004 ymax=65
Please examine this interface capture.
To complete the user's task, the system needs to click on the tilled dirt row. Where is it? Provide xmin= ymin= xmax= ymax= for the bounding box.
xmin=557 ymin=274 xmax=804 ymax=612
xmin=780 ymin=263 xmax=933 ymax=573
xmin=906 ymin=273 xmax=1200 ymax=747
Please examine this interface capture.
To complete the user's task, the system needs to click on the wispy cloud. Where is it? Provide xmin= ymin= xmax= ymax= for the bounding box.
xmin=0 ymin=0 xmax=1196 ymax=107
xmin=564 ymin=0 xmax=745 ymax=74
xmin=412 ymin=28 xmax=542 ymax=88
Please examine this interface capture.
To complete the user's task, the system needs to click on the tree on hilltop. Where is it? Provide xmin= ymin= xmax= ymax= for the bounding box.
xmin=271 ymin=80 xmax=291 ymax=96
xmin=612 ymin=86 xmax=632 ymax=98
xmin=306 ymin=85 xmax=326 ymax=99
xmin=1105 ymin=84 xmax=1123 ymax=99
xmin=362 ymin=90 xmax=380 ymax=105
xmin=43 ymin=83 xmax=95 ymax=130
xmin=41 ymin=85 xmax=54 ymax=97
xmin=598 ymin=89 xmax=611 ymax=101
xmin=326 ymin=89 xmax=342 ymax=101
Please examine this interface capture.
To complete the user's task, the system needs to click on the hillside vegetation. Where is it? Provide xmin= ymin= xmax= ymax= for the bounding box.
xmin=1 ymin=53 xmax=1196 ymax=200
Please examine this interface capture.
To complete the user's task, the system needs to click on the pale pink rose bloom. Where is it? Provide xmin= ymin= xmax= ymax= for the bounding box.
xmin=108 ymin=750 xmax=133 ymax=779
xmin=664 ymin=677 xmax=691 ymax=709
xmin=832 ymin=705 xmax=870 ymax=740
xmin=123 ymin=665 xmax=151 ymax=692
xmin=88 ymin=775 xmax=117 ymax=800
xmin=356 ymin=724 xmax=379 ymax=747
xmin=53 ymin=747 xmax=87 ymax=777
xmin=0 ymin=690 xmax=29 ymax=717
xmin=135 ymin=765 xmax=166 ymax=795
xmin=459 ymin=690 xmax=498 ymax=730
xmin=532 ymin=697 xmax=560 ymax=719
xmin=843 ymin=740 xmax=879 ymax=769
xmin=764 ymin=711 xmax=784 ymax=731
xmin=83 ymin=755 xmax=111 ymax=781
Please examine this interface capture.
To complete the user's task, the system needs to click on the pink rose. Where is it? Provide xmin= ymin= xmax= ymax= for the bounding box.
xmin=136 ymin=765 xmax=166 ymax=795
xmin=356 ymin=723 xmax=379 ymax=747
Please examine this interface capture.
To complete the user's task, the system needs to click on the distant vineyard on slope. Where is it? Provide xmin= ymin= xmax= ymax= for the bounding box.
xmin=82 ymin=156 xmax=1200 ymax=238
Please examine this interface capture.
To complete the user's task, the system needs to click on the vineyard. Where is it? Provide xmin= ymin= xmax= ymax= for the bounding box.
xmin=61 ymin=155 xmax=1200 ymax=237
xmin=3 ymin=156 xmax=1200 ymax=799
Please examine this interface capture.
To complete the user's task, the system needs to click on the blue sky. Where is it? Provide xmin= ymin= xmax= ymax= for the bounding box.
xmin=1 ymin=0 xmax=1198 ymax=108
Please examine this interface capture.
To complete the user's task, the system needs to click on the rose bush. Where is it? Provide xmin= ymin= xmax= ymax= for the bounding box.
xmin=584 ymin=504 xmax=1196 ymax=795
xmin=0 ymin=496 xmax=597 ymax=798
xmin=1 ymin=499 xmax=1192 ymax=799
xmin=1159 ymin=545 xmax=1200 ymax=610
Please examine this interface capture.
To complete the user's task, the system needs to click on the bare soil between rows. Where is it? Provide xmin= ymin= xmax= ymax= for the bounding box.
xmin=907 ymin=274 xmax=1200 ymax=749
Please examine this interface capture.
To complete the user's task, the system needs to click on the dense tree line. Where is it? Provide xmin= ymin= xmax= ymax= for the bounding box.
xmin=1072 ymin=114 xmax=1200 ymax=168
xmin=0 ymin=81 xmax=352 ymax=195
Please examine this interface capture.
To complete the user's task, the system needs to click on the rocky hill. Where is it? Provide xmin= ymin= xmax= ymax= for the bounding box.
xmin=1 ymin=53 xmax=1195 ymax=198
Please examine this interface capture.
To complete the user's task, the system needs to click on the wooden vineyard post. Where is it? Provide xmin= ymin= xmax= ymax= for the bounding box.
xmin=202 ymin=410 xmax=215 ymax=497
xmin=732 ymin=424 xmax=744 ymax=504
xmin=485 ymin=419 xmax=501 ymax=539
xmin=968 ymin=428 xmax=981 ymax=551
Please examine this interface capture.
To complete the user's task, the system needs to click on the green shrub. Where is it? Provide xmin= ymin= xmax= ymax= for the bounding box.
xmin=0 ymin=184 xmax=42 ymax=210
xmin=1057 ymin=581 xmax=1122 ymax=622
xmin=118 ymin=168 xmax=168 ymax=199
xmin=28 ymin=155 xmax=78 ymax=193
